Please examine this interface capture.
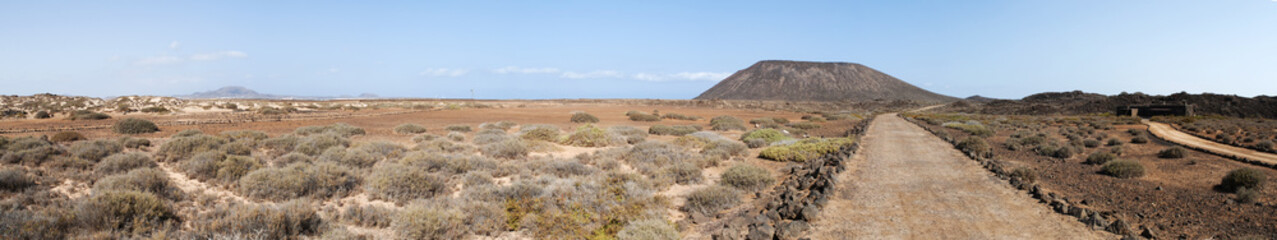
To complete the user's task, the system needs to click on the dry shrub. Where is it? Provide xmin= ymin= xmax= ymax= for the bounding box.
xmin=648 ymin=125 xmax=701 ymax=136
xmin=220 ymin=130 xmax=269 ymax=143
xmin=93 ymin=168 xmax=182 ymax=200
xmin=661 ymin=113 xmax=701 ymax=121
xmin=445 ymin=125 xmax=473 ymax=132
xmin=740 ymin=129 xmax=790 ymax=147
xmin=787 ymin=122 xmax=822 ymax=130
xmin=1106 ymin=138 xmax=1124 ymax=146
xmin=683 ymin=186 xmax=740 ymax=216
xmin=702 ymin=139 xmax=748 ymax=161
xmin=719 ymin=165 xmax=774 ymax=191
xmin=120 ymin=137 xmax=151 ymax=149
xmin=1009 ymin=167 xmax=1037 ymax=184
xmin=519 ymin=124 xmax=561 ymax=142
xmin=411 ymin=133 xmax=441 ymax=143
xmin=617 ymin=219 xmax=679 ymax=240
xmin=1085 ymin=152 xmax=1117 ymax=165
xmin=627 ymin=111 xmax=661 ymax=122
xmin=0 ymin=167 xmax=35 ymax=191
xmin=0 ymin=207 xmax=73 ymax=239
xmin=709 ymin=116 xmax=746 ymax=131
xmin=70 ymin=139 xmax=123 ymax=162
xmin=538 ymin=159 xmax=598 ymax=178
xmin=473 ymin=129 xmax=511 ymax=145
xmin=366 ymin=163 xmax=449 ymax=204
xmin=158 ymin=135 xmax=226 ymax=162
xmin=1130 ymin=136 xmax=1149 ymax=144
xmin=294 ymin=133 xmax=350 ymax=156
xmin=399 ymin=152 xmax=497 ymax=175
xmin=662 ymin=162 xmax=702 ymax=184
xmin=413 ymin=139 xmax=474 ymax=154
xmin=481 ymin=138 xmax=529 ymax=160
xmin=113 ymin=118 xmax=159 ymax=134
xmin=394 ymin=123 xmax=428 ymax=135
xmin=480 ymin=121 xmax=518 ymax=131
xmin=179 ymin=152 xmax=261 ymax=184
xmin=76 ymin=190 xmax=178 ymax=234
xmin=271 ymin=152 xmax=313 ymax=167
xmin=956 ymin=137 xmax=991 ymax=158
xmin=1101 ymin=160 xmax=1145 ymax=178
xmin=172 ymin=129 xmax=203 ymax=138
xmin=570 ymin=111 xmax=600 ymax=123
xmin=1220 ymin=168 xmax=1267 ymax=193
xmin=339 ymin=205 xmax=393 ymax=228
xmin=393 ymin=202 xmax=467 ymax=239
xmin=624 ymin=142 xmax=699 ymax=176
xmin=609 ymin=126 xmax=648 ymax=144
xmin=238 ymin=162 xmax=359 ymax=200
xmin=562 ymin=124 xmax=620 ymax=147
xmin=67 ymin=110 xmax=110 ymax=120
xmin=50 ymin=131 xmax=85 ymax=143
xmin=188 ymin=200 xmax=324 ymax=239
xmin=95 ymin=152 xmax=156 ymax=175
xmin=1157 ymin=146 xmax=1187 ymax=158
xmin=294 ymin=123 xmax=365 ymax=137
xmin=318 ymin=147 xmax=381 ymax=168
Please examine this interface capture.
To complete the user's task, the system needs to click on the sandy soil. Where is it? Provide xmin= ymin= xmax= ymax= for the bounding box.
xmin=1146 ymin=120 xmax=1277 ymax=166
xmin=808 ymin=115 xmax=1108 ymax=239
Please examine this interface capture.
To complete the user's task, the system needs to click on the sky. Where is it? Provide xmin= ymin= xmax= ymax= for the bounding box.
xmin=1 ymin=1 xmax=1275 ymax=99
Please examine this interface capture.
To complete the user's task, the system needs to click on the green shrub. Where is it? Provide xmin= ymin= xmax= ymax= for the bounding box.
xmin=33 ymin=110 xmax=51 ymax=119
xmin=1033 ymin=144 xmax=1074 ymax=159
xmin=662 ymin=162 xmax=703 ymax=184
xmin=1082 ymin=139 xmax=1101 ymax=148
xmin=740 ymin=129 xmax=790 ymax=146
xmin=70 ymin=139 xmax=124 ymax=162
xmin=238 ymin=162 xmax=359 ymax=200
xmin=719 ymin=165 xmax=774 ymax=191
xmin=1130 ymin=136 xmax=1148 ymax=144
xmin=294 ymin=123 xmax=365 ymax=137
xmin=661 ymin=113 xmax=701 ymax=121
xmin=709 ymin=116 xmax=746 ymax=131
xmin=683 ymin=186 xmax=740 ymax=216
xmin=616 ymin=219 xmax=679 ymax=240
xmin=114 ymin=118 xmax=160 ymax=134
xmin=1106 ymin=138 xmax=1124 ymax=146
xmin=1220 ymin=168 xmax=1267 ymax=193
xmin=648 ymin=125 xmax=701 ymax=136
xmin=50 ymin=131 xmax=85 ymax=143
xmin=92 ymin=168 xmax=182 ymax=200
xmin=1085 ymin=152 xmax=1117 ymax=165
xmin=562 ymin=124 xmax=618 ymax=147
xmin=943 ymin=121 xmax=994 ymax=137
xmin=367 ymin=164 xmax=449 ymax=203
xmin=481 ymin=139 xmax=529 ymax=160
xmin=76 ymin=190 xmax=177 ymax=234
xmin=393 ymin=123 xmax=428 ymax=134
xmin=95 ymin=152 xmax=156 ymax=175
xmin=1101 ymin=160 xmax=1145 ymax=178
xmin=787 ymin=122 xmax=822 ymax=130
xmin=609 ymin=126 xmax=648 ymax=144
xmin=1157 ymin=146 xmax=1187 ymax=158
xmin=570 ymin=111 xmax=599 ymax=123
xmin=0 ymin=167 xmax=35 ymax=191
xmin=67 ymin=110 xmax=110 ymax=120
xmin=158 ymin=135 xmax=226 ymax=161
xmin=444 ymin=125 xmax=472 ymax=132
xmin=759 ymin=138 xmax=855 ymax=162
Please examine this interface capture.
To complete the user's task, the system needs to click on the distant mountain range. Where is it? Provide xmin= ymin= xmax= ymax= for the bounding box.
xmin=695 ymin=60 xmax=957 ymax=103
xmin=177 ymin=86 xmax=380 ymax=100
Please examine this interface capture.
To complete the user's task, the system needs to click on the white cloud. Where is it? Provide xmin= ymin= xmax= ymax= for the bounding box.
xmin=669 ymin=72 xmax=730 ymax=81
xmin=561 ymin=70 xmax=622 ymax=79
xmin=169 ymin=41 xmax=180 ymax=50
xmin=190 ymin=51 xmax=248 ymax=61
xmin=419 ymin=68 xmax=469 ymax=77
xmin=627 ymin=72 xmax=731 ymax=82
xmin=493 ymin=66 xmax=560 ymax=74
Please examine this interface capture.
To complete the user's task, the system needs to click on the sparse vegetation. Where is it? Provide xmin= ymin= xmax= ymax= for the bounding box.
xmin=683 ymin=186 xmax=741 ymax=216
xmin=76 ymin=190 xmax=178 ymax=234
xmin=1130 ymin=136 xmax=1148 ymax=144
xmin=95 ymin=152 xmax=156 ymax=175
xmin=609 ymin=125 xmax=648 ymax=144
xmin=740 ymin=128 xmax=790 ymax=147
xmin=93 ymin=168 xmax=182 ymax=200
xmin=114 ymin=118 xmax=160 ymax=134
xmin=238 ymin=162 xmax=358 ymax=200
xmin=50 ymin=131 xmax=86 ymax=143
xmin=445 ymin=124 xmax=473 ymax=132
xmin=0 ymin=167 xmax=35 ymax=191
xmin=627 ymin=111 xmax=661 ymax=122
xmin=648 ymin=124 xmax=701 ymax=136
xmin=759 ymin=138 xmax=854 ymax=162
xmin=67 ymin=110 xmax=110 ymax=120
xmin=366 ymin=163 xmax=449 ymax=204
xmin=1157 ymin=146 xmax=1187 ymax=158
xmin=70 ymin=139 xmax=124 ymax=162
xmin=1085 ymin=151 xmax=1117 ymax=165
xmin=616 ymin=219 xmax=679 ymax=240
xmin=956 ymin=137 xmax=991 ymax=158
xmin=562 ymin=124 xmax=619 ymax=147
xmin=518 ymin=124 xmax=560 ymax=142
xmin=661 ymin=113 xmax=701 ymax=121
xmin=1009 ymin=167 xmax=1037 ymax=184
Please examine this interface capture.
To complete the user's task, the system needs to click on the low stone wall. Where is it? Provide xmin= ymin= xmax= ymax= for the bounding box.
xmin=903 ymin=115 xmax=1154 ymax=239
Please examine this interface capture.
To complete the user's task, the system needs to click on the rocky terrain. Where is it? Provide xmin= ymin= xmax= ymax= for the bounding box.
xmin=941 ymin=91 xmax=1277 ymax=118
xmin=695 ymin=60 xmax=957 ymax=103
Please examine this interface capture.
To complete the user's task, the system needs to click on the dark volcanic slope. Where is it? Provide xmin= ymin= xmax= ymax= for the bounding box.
xmin=695 ymin=60 xmax=956 ymax=102
xmin=942 ymin=90 xmax=1277 ymax=118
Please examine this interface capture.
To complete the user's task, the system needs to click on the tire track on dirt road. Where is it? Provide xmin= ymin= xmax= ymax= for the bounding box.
xmin=1145 ymin=120 xmax=1277 ymax=168
xmin=808 ymin=114 xmax=1110 ymax=239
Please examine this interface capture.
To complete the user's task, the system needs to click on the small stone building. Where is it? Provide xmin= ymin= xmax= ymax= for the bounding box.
xmin=1116 ymin=104 xmax=1193 ymax=118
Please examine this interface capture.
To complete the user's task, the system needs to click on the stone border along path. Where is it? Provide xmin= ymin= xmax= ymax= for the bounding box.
xmin=806 ymin=114 xmax=1110 ymax=239
xmin=1144 ymin=120 xmax=1277 ymax=169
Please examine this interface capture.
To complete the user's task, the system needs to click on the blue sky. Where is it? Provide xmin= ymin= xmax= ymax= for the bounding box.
xmin=1 ymin=1 xmax=1275 ymax=99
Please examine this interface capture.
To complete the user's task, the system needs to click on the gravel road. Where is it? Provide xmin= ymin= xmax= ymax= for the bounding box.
xmin=1145 ymin=120 xmax=1277 ymax=166
xmin=807 ymin=114 xmax=1109 ymax=239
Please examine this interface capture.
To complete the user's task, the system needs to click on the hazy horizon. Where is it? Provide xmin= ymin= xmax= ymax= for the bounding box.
xmin=3 ymin=1 xmax=1276 ymax=99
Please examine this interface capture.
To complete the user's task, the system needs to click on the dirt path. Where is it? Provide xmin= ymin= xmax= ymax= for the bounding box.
xmin=1145 ymin=120 xmax=1277 ymax=166
xmin=159 ymin=163 xmax=251 ymax=204
xmin=808 ymin=114 xmax=1109 ymax=239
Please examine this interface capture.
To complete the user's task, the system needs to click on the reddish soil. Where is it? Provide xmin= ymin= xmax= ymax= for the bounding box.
xmin=919 ymin=118 xmax=1277 ymax=239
